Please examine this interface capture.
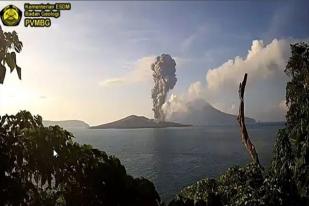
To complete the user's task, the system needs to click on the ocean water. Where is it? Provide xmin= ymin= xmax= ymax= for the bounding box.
xmin=70 ymin=125 xmax=282 ymax=202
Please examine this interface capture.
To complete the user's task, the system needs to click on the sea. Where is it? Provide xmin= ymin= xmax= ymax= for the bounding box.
xmin=70 ymin=124 xmax=283 ymax=202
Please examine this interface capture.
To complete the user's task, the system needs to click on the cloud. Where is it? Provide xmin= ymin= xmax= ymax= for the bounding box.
xmin=98 ymin=56 xmax=155 ymax=87
xmin=99 ymin=55 xmax=189 ymax=88
xmin=180 ymin=23 xmax=220 ymax=52
xmin=162 ymin=85 xmax=241 ymax=125
xmin=99 ymin=78 xmax=125 ymax=87
xmin=204 ymin=38 xmax=297 ymax=121
xmin=187 ymin=81 xmax=206 ymax=100
xmin=206 ymin=39 xmax=290 ymax=92
xmin=165 ymin=38 xmax=297 ymax=122
xmin=162 ymin=81 xmax=206 ymax=121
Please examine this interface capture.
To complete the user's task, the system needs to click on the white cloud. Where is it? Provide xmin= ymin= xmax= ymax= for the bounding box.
xmin=187 ymin=81 xmax=206 ymax=100
xmin=162 ymin=81 xmax=207 ymax=120
xmin=206 ymin=39 xmax=290 ymax=92
xmin=165 ymin=38 xmax=296 ymax=122
xmin=99 ymin=55 xmax=189 ymax=87
xmin=204 ymin=38 xmax=295 ymax=121
xmin=99 ymin=78 xmax=125 ymax=87
xmin=162 ymin=94 xmax=188 ymax=116
xmin=180 ymin=23 xmax=220 ymax=52
xmin=98 ymin=56 xmax=155 ymax=87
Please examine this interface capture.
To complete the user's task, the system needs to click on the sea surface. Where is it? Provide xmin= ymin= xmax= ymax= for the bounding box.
xmin=70 ymin=124 xmax=282 ymax=202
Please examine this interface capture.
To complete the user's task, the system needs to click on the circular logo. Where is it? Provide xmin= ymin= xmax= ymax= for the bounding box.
xmin=0 ymin=5 xmax=22 ymax=26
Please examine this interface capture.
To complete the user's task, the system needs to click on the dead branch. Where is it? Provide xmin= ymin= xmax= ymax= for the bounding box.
xmin=237 ymin=73 xmax=262 ymax=168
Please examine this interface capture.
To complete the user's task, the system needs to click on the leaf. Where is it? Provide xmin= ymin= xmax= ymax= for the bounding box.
xmin=0 ymin=64 xmax=6 ymax=84
xmin=16 ymin=65 xmax=21 ymax=80
xmin=0 ymin=48 xmax=5 ymax=60
xmin=14 ymin=41 xmax=23 ymax=53
xmin=5 ymin=52 xmax=16 ymax=72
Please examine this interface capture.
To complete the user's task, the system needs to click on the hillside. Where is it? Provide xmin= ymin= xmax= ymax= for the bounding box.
xmin=90 ymin=115 xmax=191 ymax=129
xmin=43 ymin=120 xmax=89 ymax=129
xmin=168 ymin=99 xmax=256 ymax=125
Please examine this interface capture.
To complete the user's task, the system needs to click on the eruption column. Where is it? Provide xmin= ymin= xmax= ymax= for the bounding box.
xmin=151 ymin=54 xmax=177 ymax=122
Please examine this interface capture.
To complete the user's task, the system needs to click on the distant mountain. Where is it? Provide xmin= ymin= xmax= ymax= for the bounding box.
xmin=90 ymin=115 xmax=191 ymax=129
xmin=168 ymin=99 xmax=256 ymax=126
xmin=43 ymin=120 xmax=89 ymax=129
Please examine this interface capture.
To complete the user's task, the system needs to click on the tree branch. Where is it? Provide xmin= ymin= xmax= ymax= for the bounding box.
xmin=237 ymin=73 xmax=262 ymax=168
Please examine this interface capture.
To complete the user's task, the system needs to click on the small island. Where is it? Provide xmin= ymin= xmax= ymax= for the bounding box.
xmin=90 ymin=115 xmax=191 ymax=129
xmin=43 ymin=120 xmax=89 ymax=129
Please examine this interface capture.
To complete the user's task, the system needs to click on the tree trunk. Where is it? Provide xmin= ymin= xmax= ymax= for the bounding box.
xmin=237 ymin=73 xmax=262 ymax=168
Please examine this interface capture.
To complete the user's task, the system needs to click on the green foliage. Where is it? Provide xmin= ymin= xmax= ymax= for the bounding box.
xmin=270 ymin=42 xmax=309 ymax=204
xmin=0 ymin=111 xmax=161 ymax=205
xmin=0 ymin=25 xmax=23 ymax=83
xmin=284 ymin=42 xmax=309 ymax=200
xmin=170 ymin=42 xmax=309 ymax=206
xmin=175 ymin=164 xmax=265 ymax=206
xmin=172 ymin=163 xmax=300 ymax=206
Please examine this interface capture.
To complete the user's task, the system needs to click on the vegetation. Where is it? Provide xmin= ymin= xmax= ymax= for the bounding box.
xmin=168 ymin=42 xmax=309 ymax=206
xmin=0 ymin=111 xmax=161 ymax=205
xmin=0 ymin=25 xmax=23 ymax=84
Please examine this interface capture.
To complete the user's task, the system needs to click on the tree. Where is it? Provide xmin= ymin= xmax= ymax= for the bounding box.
xmin=0 ymin=25 xmax=23 ymax=84
xmin=271 ymin=42 xmax=309 ymax=204
xmin=169 ymin=42 xmax=309 ymax=206
xmin=0 ymin=111 xmax=161 ymax=205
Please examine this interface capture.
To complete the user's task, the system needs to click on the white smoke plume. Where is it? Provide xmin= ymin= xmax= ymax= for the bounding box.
xmin=151 ymin=54 xmax=177 ymax=122
xmin=163 ymin=39 xmax=294 ymax=123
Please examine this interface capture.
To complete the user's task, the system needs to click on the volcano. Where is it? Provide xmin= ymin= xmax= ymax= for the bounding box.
xmin=90 ymin=115 xmax=191 ymax=129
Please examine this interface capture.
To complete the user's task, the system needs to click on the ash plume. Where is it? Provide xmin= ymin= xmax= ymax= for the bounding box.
xmin=151 ymin=54 xmax=177 ymax=122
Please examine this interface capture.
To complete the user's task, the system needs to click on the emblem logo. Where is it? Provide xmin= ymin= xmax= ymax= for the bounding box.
xmin=0 ymin=5 xmax=22 ymax=26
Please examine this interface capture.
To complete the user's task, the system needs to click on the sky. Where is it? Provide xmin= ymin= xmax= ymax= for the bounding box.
xmin=0 ymin=1 xmax=308 ymax=125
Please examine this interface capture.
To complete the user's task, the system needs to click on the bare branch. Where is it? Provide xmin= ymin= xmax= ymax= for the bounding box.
xmin=237 ymin=73 xmax=262 ymax=168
